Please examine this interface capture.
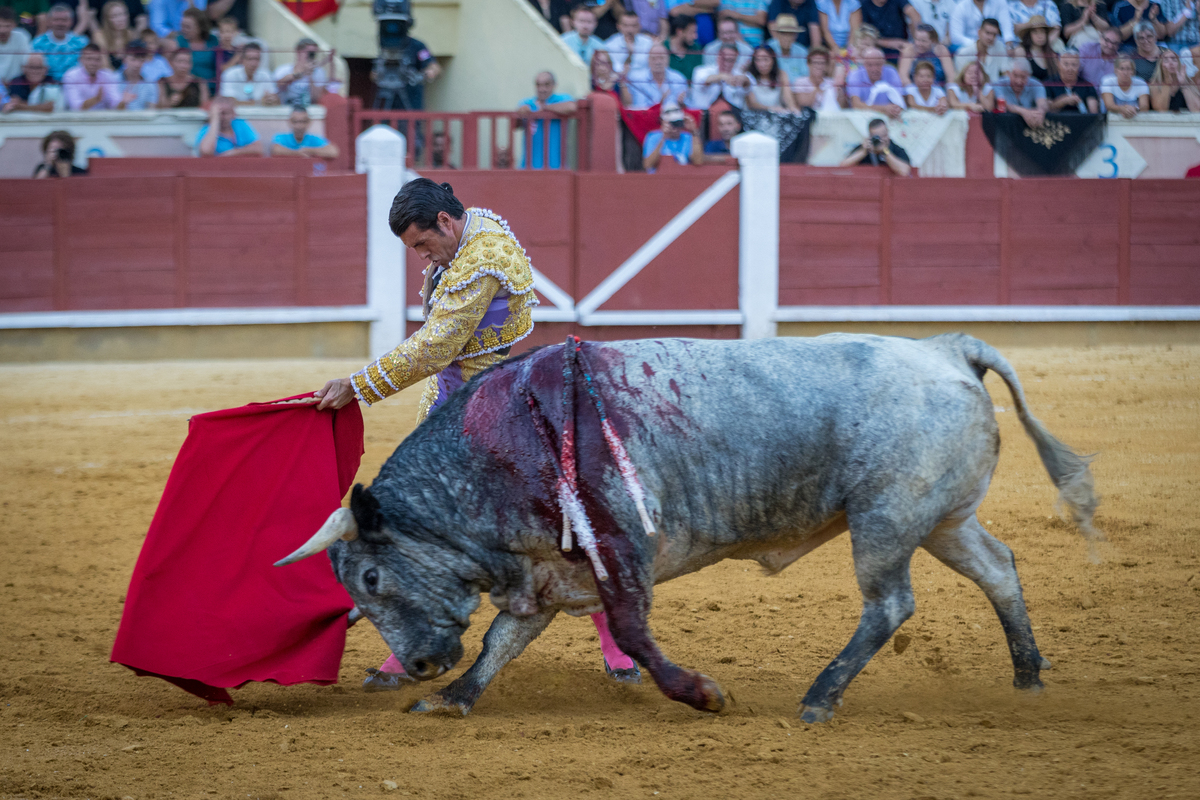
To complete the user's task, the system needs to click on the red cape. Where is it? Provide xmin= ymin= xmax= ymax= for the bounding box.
xmin=110 ymin=396 xmax=363 ymax=705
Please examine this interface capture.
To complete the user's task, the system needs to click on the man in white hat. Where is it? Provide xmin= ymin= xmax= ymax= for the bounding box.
xmin=768 ymin=13 xmax=810 ymax=79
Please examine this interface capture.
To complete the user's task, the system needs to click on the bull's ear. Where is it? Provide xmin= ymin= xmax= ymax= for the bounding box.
xmin=350 ymin=484 xmax=383 ymax=535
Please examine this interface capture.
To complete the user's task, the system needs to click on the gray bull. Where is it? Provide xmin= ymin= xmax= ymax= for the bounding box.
xmin=278 ymin=333 xmax=1100 ymax=722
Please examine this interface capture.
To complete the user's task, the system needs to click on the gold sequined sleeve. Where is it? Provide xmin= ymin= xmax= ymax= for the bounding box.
xmin=350 ymin=276 xmax=502 ymax=405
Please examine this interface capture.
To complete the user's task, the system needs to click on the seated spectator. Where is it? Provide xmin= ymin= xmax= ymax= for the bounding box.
xmin=839 ymin=117 xmax=911 ymax=174
xmin=719 ymin=0 xmax=769 ymax=48
xmin=768 ymin=13 xmax=809 ymax=80
xmin=688 ymin=41 xmax=751 ymax=108
xmin=158 ymin=46 xmax=208 ymax=107
xmin=606 ymin=11 xmax=655 ymax=73
xmin=898 ymin=23 xmax=954 ymax=84
xmin=584 ymin=0 xmax=622 ymax=40
xmin=627 ymin=43 xmax=690 ymax=108
xmin=516 ymin=70 xmax=576 ymax=169
xmin=274 ymin=37 xmax=328 ymax=106
xmin=668 ymin=0 xmax=717 ymax=48
xmin=1009 ymin=0 xmax=1061 ymax=41
xmin=1110 ymin=0 xmax=1164 ymax=50
xmin=148 ymin=0 xmax=199 ymax=38
xmin=527 ymin=0 xmax=571 ymax=34
xmin=62 ymin=42 xmax=120 ymax=109
xmin=816 ymin=0 xmax=862 ymax=52
xmin=667 ymin=14 xmax=703 ymax=80
xmin=844 ymin=23 xmax=879 ymax=67
xmin=745 ymin=43 xmax=800 ymax=109
xmin=138 ymin=27 xmax=172 ymax=82
xmin=1150 ymin=47 xmax=1200 ymax=110
xmin=213 ymin=15 xmax=241 ymax=76
xmin=947 ymin=59 xmax=990 ymax=110
xmin=271 ymin=106 xmax=340 ymax=159
xmin=949 ymin=0 xmax=1015 ymax=49
xmin=1045 ymin=48 xmax=1100 ymax=111
xmin=176 ymin=8 xmax=216 ymax=91
xmin=768 ymin=0 xmax=822 ymax=50
xmin=0 ymin=7 xmax=34 ymax=85
xmin=430 ymin=129 xmax=455 ymax=168
xmin=1161 ymin=0 xmax=1199 ymax=52
xmin=90 ymin=0 xmax=140 ymax=71
xmin=702 ymin=17 xmax=754 ymax=67
xmin=704 ymin=107 xmax=743 ymax=156
xmin=792 ymin=44 xmax=845 ymax=109
xmin=859 ymin=0 xmax=921 ymax=60
xmin=33 ymin=129 xmax=87 ymax=177
xmin=627 ymin=0 xmax=669 ymax=38
xmin=197 ymin=96 xmax=259 ymax=156
xmin=31 ymin=3 xmax=89 ymax=81
xmin=642 ymin=103 xmax=703 ymax=172
xmin=1059 ymin=0 xmax=1112 ymax=48
xmin=114 ymin=39 xmax=158 ymax=109
xmin=219 ymin=41 xmax=276 ymax=104
xmin=1079 ymin=27 xmax=1121 ymax=86
xmin=590 ymin=48 xmax=634 ymax=106
xmin=847 ymin=47 xmax=905 ymax=117
xmin=904 ymin=60 xmax=948 ymax=111
xmin=1100 ymin=54 xmax=1149 ymax=115
xmin=908 ymin=0 xmax=953 ymax=44
xmin=954 ymin=17 xmax=1010 ymax=83
xmin=1019 ymin=16 xmax=1063 ymax=83
xmin=2 ymin=54 xmax=62 ymax=111
xmin=1129 ymin=21 xmax=1162 ymax=80
xmin=562 ymin=4 xmax=605 ymax=67
xmin=986 ymin=57 xmax=1049 ymax=126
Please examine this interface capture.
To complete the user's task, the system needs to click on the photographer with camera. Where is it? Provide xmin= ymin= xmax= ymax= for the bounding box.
xmin=370 ymin=0 xmax=440 ymax=110
xmin=642 ymin=103 xmax=704 ymax=172
xmin=839 ymin=117 xmax=911 ymax=176
xmin=33 ymin=130 xmax=88 ymax=178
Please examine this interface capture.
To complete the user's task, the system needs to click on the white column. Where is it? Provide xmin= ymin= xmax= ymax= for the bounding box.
xmin=357 ymin=124 xmax=408 ymax=359
xmin=731 ymin=131 xmax=780 ymax=340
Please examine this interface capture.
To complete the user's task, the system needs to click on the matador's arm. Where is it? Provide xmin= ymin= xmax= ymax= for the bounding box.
xmin=351 ymin=276 xmax=502 ymax=405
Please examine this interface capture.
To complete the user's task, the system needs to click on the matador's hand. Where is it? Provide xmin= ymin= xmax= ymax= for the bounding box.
xmin=314 ymin=377 xmax=356 ymax=410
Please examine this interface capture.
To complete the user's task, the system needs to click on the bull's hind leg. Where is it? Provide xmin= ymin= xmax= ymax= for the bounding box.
xmin=799 ymin=512 xmax=920 ymax=724
xmin=409 ymin=608 xmax=557 ymax=716
xmin=921 ymin=516 xmax=1044 ymax=690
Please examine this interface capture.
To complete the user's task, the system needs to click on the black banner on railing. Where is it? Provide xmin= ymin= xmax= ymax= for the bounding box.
xmin=982 ymin=112 xmax=1106 ymax=176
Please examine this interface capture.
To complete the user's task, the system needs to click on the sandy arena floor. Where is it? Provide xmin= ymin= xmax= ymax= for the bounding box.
xmin=0 ymin=342 xmax=1198 ymax=800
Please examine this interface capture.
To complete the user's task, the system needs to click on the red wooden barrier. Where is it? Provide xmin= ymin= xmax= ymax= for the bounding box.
xmin=86 ymin=158 xmax=337 ymax=177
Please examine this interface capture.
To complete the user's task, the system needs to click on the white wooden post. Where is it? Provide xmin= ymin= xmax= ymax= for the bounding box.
xmin=731 ymin=131 xmax=779 ymax=340
xmin=357 ymin=124 xmax=408 ymax=359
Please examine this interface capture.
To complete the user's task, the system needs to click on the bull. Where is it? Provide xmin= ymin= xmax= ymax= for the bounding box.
xmin=277 ymin=333 xmax=1100 ymax=722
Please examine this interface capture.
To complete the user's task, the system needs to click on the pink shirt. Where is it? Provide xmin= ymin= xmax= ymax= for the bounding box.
xmin=61 ymin=65 xmax=121 ymax=110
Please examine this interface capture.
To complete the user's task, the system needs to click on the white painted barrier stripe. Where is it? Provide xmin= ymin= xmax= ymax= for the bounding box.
xmin=580 ymin=310 xmax=744 ymax=326
xmin=774 ymin=306 xmax=1200 ymax=322
xmin=575 ymin=170 xmax=741 ymax=318
xmin=529 ymin=266 xmax=575 ymax=312
xmin=0 ymin=306 xmax=378 ymax=329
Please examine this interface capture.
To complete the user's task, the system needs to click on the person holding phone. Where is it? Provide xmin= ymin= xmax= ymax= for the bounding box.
xmin=33 ymin=130 xmax=88 ymax=177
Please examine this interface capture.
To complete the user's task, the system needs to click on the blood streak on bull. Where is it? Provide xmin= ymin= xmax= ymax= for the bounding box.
xmin=280 ymin=333 xmax=1102 ymax=721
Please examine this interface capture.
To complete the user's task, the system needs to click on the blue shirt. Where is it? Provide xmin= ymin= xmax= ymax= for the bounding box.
xmin=520 ymin=92 xmax=572 ymax=169
xmin=30 ymin=32 xmax=89 ymax=81
xmin=149 ymin=0 xmax=209 ymax=37
xmin=195 ymin=118 xmax=259 ymax=155
xmin=642 ymin=130 xmax=695 ymax=172
xmin=272 ymin=132 xmax=330 ymax=150
xmin=721 ymin=0 xmax=769 ymax=46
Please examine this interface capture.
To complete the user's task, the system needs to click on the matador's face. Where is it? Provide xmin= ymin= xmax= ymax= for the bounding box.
xmin=401 ymin=212 xmax=461 ymax=271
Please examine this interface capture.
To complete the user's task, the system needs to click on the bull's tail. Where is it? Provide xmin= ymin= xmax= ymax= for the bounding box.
xmin=951 ymin=335 xmax=1103 ymax=555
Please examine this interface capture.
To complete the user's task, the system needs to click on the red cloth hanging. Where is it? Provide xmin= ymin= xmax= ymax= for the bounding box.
xmin=110 ymin=396 xmax=363 ymax=705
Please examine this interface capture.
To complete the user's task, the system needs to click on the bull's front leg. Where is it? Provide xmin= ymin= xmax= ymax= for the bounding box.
xmin=409 ymin=608 xmax=557 ymax=716
xmin=591 ymin=519 xmax=725 ymax=714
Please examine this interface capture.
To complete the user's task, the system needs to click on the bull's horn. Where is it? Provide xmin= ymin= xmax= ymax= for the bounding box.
xmin=274 ymin=508 xmax=358 ymax=566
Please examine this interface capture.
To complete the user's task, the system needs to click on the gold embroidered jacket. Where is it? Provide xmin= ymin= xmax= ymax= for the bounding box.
xmin=351 ymin=209 xmax=537 ymax=420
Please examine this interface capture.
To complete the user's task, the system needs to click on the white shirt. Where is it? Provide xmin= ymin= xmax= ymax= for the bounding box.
xmin=272 ymin=63 xmax=328 ymax=105
xmin=792 ymin=74 xmax=841 ymax=111
xmin=909 ymin=0 xmax=955 ymax=43
xmin=949 ymin=81 xmax=990 ymax=103
xmin=0 ymin=28 xmax=31 ymax=84
xmin=865 ymin=81 xmax=906 ymax=106
xmin=220 ymin=65 xmax=277 ymax=103
xmin=950 ymin=0 xmax=1017 ymax=47
xmin=954 ymin=39 xmax=1011 ymax=81
xmin=905 ymin=83 xmax=947 ymax=106
xmin=687 ymin=64 xmax=750 ymax=109
xmin=605 ymin=32 xmax=655 ymax=72
xmin=1099 ymin=74 xmax=1149 ymax=106
xmin=701 ymin=38 xmax=754 ymax=69
xmin=626 ymin=66 xmax=691 ymax=109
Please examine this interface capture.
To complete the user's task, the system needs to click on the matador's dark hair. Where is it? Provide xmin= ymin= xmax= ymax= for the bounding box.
xmin=388 ymin=178 xmax=465 ymax=237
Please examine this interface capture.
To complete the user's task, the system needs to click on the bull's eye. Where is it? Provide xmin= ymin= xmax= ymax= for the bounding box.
xmin=363 ymin=568 xmax=379 ymax=595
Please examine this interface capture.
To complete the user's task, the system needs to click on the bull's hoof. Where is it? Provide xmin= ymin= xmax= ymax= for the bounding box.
xmin=692 ymin=673 xmax=725 ymax=713
xmin=1040 ymin=657 xmax=1053 ymax=670
xmin=603 ymin=657 xmax=642 ymax=684
xmin=799 ymin=704 xmax=835 ymax=724
xmin=362 ymin=668 xmax=416 ymax=693
xmin=408 ymin=693 xmax=471 ymax=716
